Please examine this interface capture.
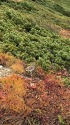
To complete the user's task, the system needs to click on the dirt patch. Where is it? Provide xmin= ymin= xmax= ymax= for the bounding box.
xmin=59 ymin=29 xmax=70 ymax=38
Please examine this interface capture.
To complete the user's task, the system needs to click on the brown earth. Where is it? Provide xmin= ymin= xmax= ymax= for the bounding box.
xmin=59 ymin=29 xmax=70 ymax=39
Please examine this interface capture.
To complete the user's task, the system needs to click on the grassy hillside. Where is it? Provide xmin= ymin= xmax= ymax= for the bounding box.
xmin=0 ymin=1 xmax=70 ymax=125
xmin=0 ymin=0 xmax=70 ymax=71
xmin=53 ymin=0 xmax=70 ymax=11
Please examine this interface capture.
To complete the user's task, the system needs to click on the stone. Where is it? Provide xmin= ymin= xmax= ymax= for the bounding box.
xmin=0 ymin=65 xmax=3 ymax=69
xmin=25 ymin=62 xmax=36 ymax=72
xmin=0 ymin=67 xmax=13 ymax=78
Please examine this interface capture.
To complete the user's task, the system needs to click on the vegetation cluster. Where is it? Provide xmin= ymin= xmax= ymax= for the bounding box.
xmin=0 ymin=0 xmax=70 ymax=125
xmin=0 ymin=53 xmax=70 ymax=125
xmin=0 ymin=0 xmax=70 ymax=72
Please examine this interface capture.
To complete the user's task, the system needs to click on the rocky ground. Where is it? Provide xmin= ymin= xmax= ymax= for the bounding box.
xmin=0 ymin=65 xmax=13 ymax=78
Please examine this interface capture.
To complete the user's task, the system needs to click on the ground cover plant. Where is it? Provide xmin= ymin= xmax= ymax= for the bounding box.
xmin=0 ymin=53 xmax=70 ymax=125
xmin=0 ymin=0 xmax=70 ymax=72
xmin=0 ymin=0 xmax=70 ymax=124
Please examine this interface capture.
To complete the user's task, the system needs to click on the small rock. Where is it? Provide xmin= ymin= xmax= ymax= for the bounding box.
xmin=25 ymin=62 xmax=36 ymax=72
xmin=0 ymin=67 xmax=13 ymax=78
xmin=0 ymin=65 xmax=3 ymax=69
xmin=30 ymin=82 xmax=36 ymax=89
xmin=30 ymin=82 xmax=35 ymax=87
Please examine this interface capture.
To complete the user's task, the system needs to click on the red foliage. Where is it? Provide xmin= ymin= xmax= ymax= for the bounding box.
xmin=0 ymin=73 xmax=70 ymax=125
xmin=0 ymin=53 xmax=70 ymax=125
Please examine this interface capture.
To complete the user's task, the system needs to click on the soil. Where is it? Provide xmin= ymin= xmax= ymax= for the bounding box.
xmin=60 ymin=29 xmax=70 ymax=38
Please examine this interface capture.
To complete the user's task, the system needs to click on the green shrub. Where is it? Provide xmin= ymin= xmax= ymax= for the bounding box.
xmin=0 ymin=0 xmax=70 ymax=72
xmin=63 ymin=78 xmax=70 ymax=86
xmin=58 ymin=115 xmax=65 ymax=125
xmin=53 ymin=4 xmax=70 ymax=17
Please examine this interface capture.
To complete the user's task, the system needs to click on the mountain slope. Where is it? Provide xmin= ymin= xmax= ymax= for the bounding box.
xmin=0 ymin=53 xmax=70 ymax=125
xmin=0 ymin=0 xmax=70 ymax=71
xmin=0 ymin=1 xmax=70 ymax=125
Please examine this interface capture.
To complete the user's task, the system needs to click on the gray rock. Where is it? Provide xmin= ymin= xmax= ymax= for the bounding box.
xmin=0 ymin=65 xmax=3 ymax=69
xmin=25 ymin=62 xmax=36 ymax=72
xmin=0 ymin=67 xmax=13 ymax=78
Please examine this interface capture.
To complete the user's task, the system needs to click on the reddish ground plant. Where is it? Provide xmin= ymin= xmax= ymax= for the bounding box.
xmin=0 ymin=53 xmax=70 ymax=125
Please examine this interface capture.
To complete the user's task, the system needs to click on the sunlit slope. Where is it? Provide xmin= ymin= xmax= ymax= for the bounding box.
xmin=0 ymin=0 xmax=70 ymax=71
xmin=53 ymin=0 xmax=70 ymax=11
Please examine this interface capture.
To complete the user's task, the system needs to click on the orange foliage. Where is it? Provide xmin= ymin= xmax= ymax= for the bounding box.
xmin=0 ymin=53 xmax=15 ymax=67
xmin=0 ymin=74 xmax=28 ymax=113
xmin=0 ymin=72 xmax=70 ymax=125
xmin=0 ymin=53 xmax=70 ymax=125
xmin=10 ymin=60 xmax=25 ymax=74
xmin=5 ymin=94 xmax=27 ymax=113
xmin=0 ymin=53 xmax=25 ymax=74
xmin=0 ymin=74 xmax=26 ymax=96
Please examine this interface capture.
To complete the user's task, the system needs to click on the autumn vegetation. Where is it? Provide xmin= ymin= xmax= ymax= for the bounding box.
xmin=0 ymin=0 xmax=70 ymax=125
xmin=0 ymin=53 xmax=70 ymax=125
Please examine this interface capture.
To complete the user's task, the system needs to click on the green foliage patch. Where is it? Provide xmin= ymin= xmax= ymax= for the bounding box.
xmin=0 ymin=0 xmax=70 ymax=72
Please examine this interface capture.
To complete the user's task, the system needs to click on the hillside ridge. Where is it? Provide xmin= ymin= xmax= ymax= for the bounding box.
xmin=0 ymin=0 xmax=70 ymax=72
xmin=0 ymin=2 xmax=70 ymax=125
